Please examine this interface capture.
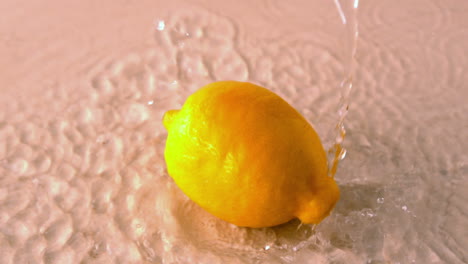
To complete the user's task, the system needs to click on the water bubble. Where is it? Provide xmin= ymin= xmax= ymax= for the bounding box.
xmin=147 ymin=100 xmax=154 ymax=105
xmin=264 ymin=245 xmax=270 ymax=250
xmin=402 ymin=205 xmax=408 ymax=211
xmin=377 ymin=197 xmax=384 ymax=204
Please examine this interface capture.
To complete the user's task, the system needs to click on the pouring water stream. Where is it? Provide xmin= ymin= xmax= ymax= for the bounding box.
xmin=328 ymin=0 xmax=359 ymax=177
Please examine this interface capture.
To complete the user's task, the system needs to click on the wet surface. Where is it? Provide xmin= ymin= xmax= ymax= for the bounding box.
xmin=0 ymin=0 xmax=467 ymax=263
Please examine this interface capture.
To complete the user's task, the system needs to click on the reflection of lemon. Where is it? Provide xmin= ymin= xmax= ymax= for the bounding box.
xmin=163 ymin=81 xmax=339 ymax=228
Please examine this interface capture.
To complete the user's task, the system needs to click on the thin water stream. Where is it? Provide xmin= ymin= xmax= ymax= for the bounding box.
xmin=328 ymin=0 xmax=359 ymax=177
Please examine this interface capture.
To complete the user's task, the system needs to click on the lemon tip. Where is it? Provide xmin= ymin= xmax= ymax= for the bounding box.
xmin=163 ymin=109 xmax=179 ymax=130
xmin=296 ymin=179 xmax=340 ymax=224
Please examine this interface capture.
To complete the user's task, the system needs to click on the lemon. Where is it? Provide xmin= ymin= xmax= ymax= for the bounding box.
xmin=163 ymin=81 xmax=339 ymax=228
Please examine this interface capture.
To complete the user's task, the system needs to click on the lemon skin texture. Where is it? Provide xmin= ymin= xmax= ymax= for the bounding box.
xmin=163 ymin=81 xmax=339 ymax=228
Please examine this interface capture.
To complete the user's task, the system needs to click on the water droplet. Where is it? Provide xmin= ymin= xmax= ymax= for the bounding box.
xmin=354 ymin=0 xmax=359 ymax=8
xmin=264 ymin=245 xmax=270 ymax=250
xmin=402 ymin=205 xmax=408 ymax=211
xmin=339 ymin=149 xmax=347 ymax=160
xmin=377 ymin=197 xmax=384 ymax=204
xmin=156 ymin=20 xmax=165 ymax=31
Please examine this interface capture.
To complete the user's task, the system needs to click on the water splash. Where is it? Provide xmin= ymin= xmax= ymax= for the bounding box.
xmin=328 ymin=0 xmax=360 ymax=177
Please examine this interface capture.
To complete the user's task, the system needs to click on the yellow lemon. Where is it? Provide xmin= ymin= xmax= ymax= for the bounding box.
xmin=163 ymin=81 xmax=339 ymax=228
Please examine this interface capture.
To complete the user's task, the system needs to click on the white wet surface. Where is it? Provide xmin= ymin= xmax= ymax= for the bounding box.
xmin=1 ymin=0 xmax=467 ymax=263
